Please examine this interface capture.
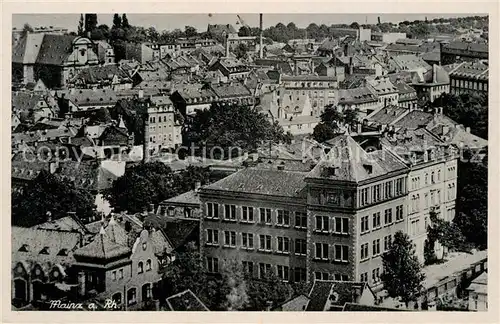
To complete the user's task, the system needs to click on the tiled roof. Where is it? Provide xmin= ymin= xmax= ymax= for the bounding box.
xmin=12 ymin=33 xmax=45 ymax=64
xmin=74 ymin=227 xmax=131 ymax=260
xmin=34 ymin=215 xmax=89 ymax=233
xmin=392 ymin=110 xmax=434 ymax=129
xmin=70 ymin=64 xmax=131 ymax=84
xmin=162 ymin=190 xmax=201 ymax=207
xmin=338 ymin=87 xmax=377 ymax=104
xmin=61 ymin=89 xmax=119 ymax=107
xmin=306 ymin=281 xmax=334 ymax=311
xmin=381 ymin=127 xmax=444 ymax=157
xmin=166 ymin=289 xmax=209 ymax=311
xmin=421 ymin=51 xmax=441 ymax=62
xmin=308 ymin=135 xmax=405 ymax=182
xmin=443 ymin=41 xmax=488 ymax=53
xmin=282 ymin=75 xmax=336 ymax=82
xmin=366 ymin=77 xmax=398 ymax=94
xmin=306 ymin=280 xmax=372 ymax=311
xmin=35 ymin=34 xmax=77 ymax=65
xmin=175 ymin=83 xmax=217 ymax=101
xmin=202 ymin=167 xmax=308 ymax=198
xmin=390 ymin=54 xmax=431 ymax=71
xmin=448 ymin=61 xmax=488 ymax=81
xmin=367 ymin=105 xmax=408 ymax=125
xmin=12 ymin=226 xmax=83 ymax=266
xmin=12 ymin=92 xmax=45 ymax=112
xmin=342 ymin=303 xmax=406 ymax=311
xmin=210 ymin=82 xmax=252 ymax=98
xmin=394 ymin=80 xmax=416 ymax=95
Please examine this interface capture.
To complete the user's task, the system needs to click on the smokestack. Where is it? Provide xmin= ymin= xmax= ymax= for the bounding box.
xmin=225 ymin=34 xmax=230 ymax=58
xmin=377 ymin=16 xmax=381 ymax=25
xmin=259 ymin=14 xmax=264 ymax=59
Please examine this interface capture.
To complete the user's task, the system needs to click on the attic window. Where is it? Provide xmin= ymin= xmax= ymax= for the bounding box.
xmin=58 ymin=249 xmax=68 ymax=256
xmin=19 ymin=244 xmax=29 ymax=252
xmin=363 ymin=164 xmax=373 ymax=174
xmin=39 ymin=246 xmax=50 ymax=255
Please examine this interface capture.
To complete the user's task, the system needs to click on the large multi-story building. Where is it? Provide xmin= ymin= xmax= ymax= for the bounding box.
xmin=280 ymin=75 xmax=339 ymax=117
xmin=447 ymin=61 xmax=489 ymax=96
xmin=440 ymin=41 xmax=488 ymax=65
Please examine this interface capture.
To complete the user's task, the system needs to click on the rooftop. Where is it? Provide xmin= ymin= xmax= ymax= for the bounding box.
xmin=166 ymin=289 xmax=209 ymax=311
xmin=367 ymin=105 xmax=409 ymax=125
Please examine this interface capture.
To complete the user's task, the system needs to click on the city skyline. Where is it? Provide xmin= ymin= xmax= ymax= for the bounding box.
xmin=12 ymin=13 xmax=487 ymax=33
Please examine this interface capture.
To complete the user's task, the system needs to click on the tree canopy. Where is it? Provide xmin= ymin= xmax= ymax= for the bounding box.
xmin=183 ymin=103 xmax=292 ymax=159
xmin=12 ymin=170 xmax=96 ymax=227
xmin=312 ymin=105 xmax=358 ymax=143
xmin=381 ymin=231 xmax=425 ymax=307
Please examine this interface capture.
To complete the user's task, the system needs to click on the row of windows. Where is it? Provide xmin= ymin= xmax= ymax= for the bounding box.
xmin=111 ymin=259 xmax=152 ymax=281
xmin=451 ymin=78 xmax=488 ymax=91
xmin=111 ymin=283 xmax=153 ymax=307
xmin=149 ymin=115 xmax=173 ymax=123
xmin=314 ymin=243 xmax=349 ymax=262
xmin=315 ymin=272 xmax=349 ymax=281
xmin=206 ymin=203 xmax=308 ymax=229
xmin=410 ymin=190 xmax=442 ymax=214
xmin=360 ymin=267 xmax=382 ymax=284
xmin=206 ymin=229 xmax=307 ymax=255
xmin=207 ymin=257 xmax=308 ymax=282
xmin=360 ymin=235 xmax=392 ymax=261
xmin=359 ymin=178 xmax=405 ymax=207
xmin=410 ymin=170 xmax=442 ymax=190
xmin=360 ymin=205 xmax=404 ymax=234
xmin=314 ymin=216 xmax=349 ymax=234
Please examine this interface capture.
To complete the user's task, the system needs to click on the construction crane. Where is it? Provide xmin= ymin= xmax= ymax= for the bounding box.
xmin=236 ymin=15 xmax=250 ymax=29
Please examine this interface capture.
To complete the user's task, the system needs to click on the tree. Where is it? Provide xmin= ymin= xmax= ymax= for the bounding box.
xmin=104 ymin=162 xmax=177 ymax=213
xmin=113 ymin=13 xmax=122 ymax=29
xmin=312 ymin=122 xmax=337 ymax=143
xmin=234 ymin=43 xmax=249 ymax=59
xmin=185 ymin=26 xmax=197 ymax=38
xmin=381 ymin=231 xmax=425 ymax=307
xmin=245 ymin=272 xmax=291 ymax=310
xmin=77 ymin=14 xmax=85 ymax=36
xmin=184 ymin=103 xmax=290 ymax=159
xmin=91 ymin=24 xmax=110 ymax=40
xmin=350 ymin=22 xmax=360 ymax=29
xmin=312 ymin=105 xmax=358 ymax=143
xmin=84 ymin=14 xmax=98 ymax=34
xmin=122 ymin=14 xmax=130 ymax=29
xmin=238 ymin=26 xmax=251 ymax=37
xmin=221 ymin=259 xmax=249 ymax=310
xmin=21 ymin=23 xmax=34 ymax=38
xmin=12 ymin=170 xmax=96 ymax=227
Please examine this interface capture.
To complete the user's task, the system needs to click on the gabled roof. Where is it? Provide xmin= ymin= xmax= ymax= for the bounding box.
xmin=210 ymin=82 xmax=252 ymax=98
xmin=203 ymin=167 xmax=308 ymax=198
xmin=392 ymin=110 xmax=434 ymax=129
xmin=390 ymin=54 xmax=431 ymax=72
xmin=367 ymin=105 xmax=408 ymax=125
xmin=307 ymin=135 xmax=406 ymax=183
xmin=338 ymin=87 xmax=377 ymax=104
xmin=306 ymin=280 xmax=373 ymax=311
xmin=70 ymin=64 xmax=131 ymax=85
xmin=12 ymin=33 xmax=45 ymax=64
xmin=35 ymin=34 xmax=78 ymax=65
xmin=162 ymin=190 xmax=201 ymax=207
xmin=74 ymin=227 xmax=131 ymax=260
xmin=12 ymin=91 xmax=46 ymax=112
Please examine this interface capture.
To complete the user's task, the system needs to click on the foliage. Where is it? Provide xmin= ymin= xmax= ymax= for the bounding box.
xmin=427 ymin=210 xmax=472 ymax=254
xmin=104 ymin=162 xmax=176 ymax=213
xmin=184 ymin=103 xmax=291 ymax=158
xmin=221 ymin=259 xmax=249 ymax=311
xmin=454 ymin=159 xmax=488 ymax=249
xmin=113 ymin=13 xmax=122 ymax=29
xmin=77 ymin=14 xmax=85 ymax=36
xmin=244 ymin=273 xmax=292 ymax=311
xmin=431 ymin=92 xmax=488 ymax=139
xmin=423 ymin=238 xmax=438 ymax=265
xmin=381 ymin=231 xmax=425 ymax=307
xmin=238 ymin=26 xmax=251 ymax=37
xmin=12 ymin=170 xmax=96 ymax=227
xmin=84 ymin=14 xmax=98 ymax=34
xmin=21 ymin=23 xmax=34 ymax=38
xmin=312 ymin=105 xmax=358 ymax=143
xmin=122 ymin=14 xmax=130 ymax=29
xmin=234 ymin=43 xmax=249 ymax=60
xmin=184 ymin=26 xmax=198 ymax=38
xmin=173 ymin=165 xmax=212 ymax=194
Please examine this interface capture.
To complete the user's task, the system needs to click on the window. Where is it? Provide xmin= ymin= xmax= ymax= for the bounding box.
xmin=396 ymin=205 xmax=404 ymax=221
xmin=373 ymin=184 xmax=381 ymax=202
xmin=207 ymin=257 xmax=219 ymax=273
xmin=295 ymin=239 xmax=307 ymax=255
xmin=112 ymin=292 xmax=122 ymax=305
xmin=241 ymin=206 xmax=254 ymax=222
xmin=119 ymin=269 xmax=124 ymax=279
xmin=372 ymin=212 xmax=381 ymax=229
xmin=224 ymin=204 xmax=236 ymax=220
xmin=384 ymin=235 xmax=392 ymax=251
xmin=361 ymin=216 xmax=369 ymax=233
xmin=142 ymin=283 xmax=152 ymax=301
xmin=138 ymin=262 xmax=144 ymax=274
xmin=127 ymin=288 xmax=137 ymax=306
xmin=360 ymin=188 xmax=369 ymax=205
xmin=112 ymin=271 xmax=117 ymax=281
xmin=242 ymin=233 xmax=254 ymax=249
xmin=207 ymin=203 xmax=219 ymax=219
xmin=146 ymin=259 xmax=152 ymax=271
xmin=361 ymin=243 xmax=369 ymax=260
xmin=385 ymin=181 xmax=392 ymax=198
xmin=315 ymin=243 xmax=329 ymax=260
xmin=315 ymin=272 xmax=329 ymax=280
xmin=431 ymin=171 xmax=435 ymax=184
xmin=424 ymin=173 xmax=428 ymax=185
xmin=277 ymin=237 xmax=290 ymax=254
xmin=242 ymin=261 xmax=253 ymax=277
xmin=224 ymin=231 xmax=236 ymax=247
xmin=315 ymin=216 xmax=329 ymax=232
xmin=395 ymin=178 xmax=404 ymax=195
xmin=206 ymin=229 xmax=219 ymax=245
xmin=360 ymin=272 xmax=368 ymax=282
xmin=372 ymin=268 xmax=381 ymax=284
xmin=333 ymin=217 xmax=349 ymax=235
xmin=277 ymin=265 xmax=289 ymax=281
xmin=259 ymin=235 xmax=272 ymax=251
xmin=295 ymin=212 xmax=307 ymax=229
xmin=372 ymin=239 xmax=380 ymax=256
xmin=260 ymin=208 xmax=272 ymax=224
xmin=294 ymin=268 xmax=307 ymax=282
xmin=259 ymin=263 xmax=272 ymax=279
xmin=384 ymin=208 xmax=393 ymax=225
xmin=334 ymin=245 xmax=349 ymax=262
xmin=277 ymin=210 xmax=290 ymax=227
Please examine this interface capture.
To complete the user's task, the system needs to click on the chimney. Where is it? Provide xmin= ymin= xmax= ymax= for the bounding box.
xmin=344 ymin=44 xmax=348 ymax=57
xmin=349 ymin=56 xmax=354 ymax=74
xmin=149 ymin=203 xmax=155 ymax=213
xmin=46 ymin=211 xmax=52 ymax=222
xmin=225 ymin=34 xmax=230 ymax=58
xmin=433 ymin=64 xmax=437 ymax=83
xmin=195 ymin=181 xmax=202 ymax=191
xmin=259 ymin=14 xmax=264 ymax=59
xmin=138 ymin=89 xmax=144 ymax=99
xmin=466 ymin=126 xmax=471 ymax=133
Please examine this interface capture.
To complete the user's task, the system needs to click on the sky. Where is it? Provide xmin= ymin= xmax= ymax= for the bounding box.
xmin=12 ymin=13 xmax=485 ymax=33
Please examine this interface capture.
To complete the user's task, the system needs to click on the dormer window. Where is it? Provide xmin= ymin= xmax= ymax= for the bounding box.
xmin=39 ymin=246 xmax=50 ymax=255
xmin=363 ymin=164 xmax=373 ymax=174
xmin=19 ymin=244 xmax=29 ymax=252
xmin=57 ymin=249 xmax=68 ymax=256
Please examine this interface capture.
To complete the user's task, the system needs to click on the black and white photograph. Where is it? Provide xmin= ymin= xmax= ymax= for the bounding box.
xmin=10 ymin=11 xmax=489 ymax=313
